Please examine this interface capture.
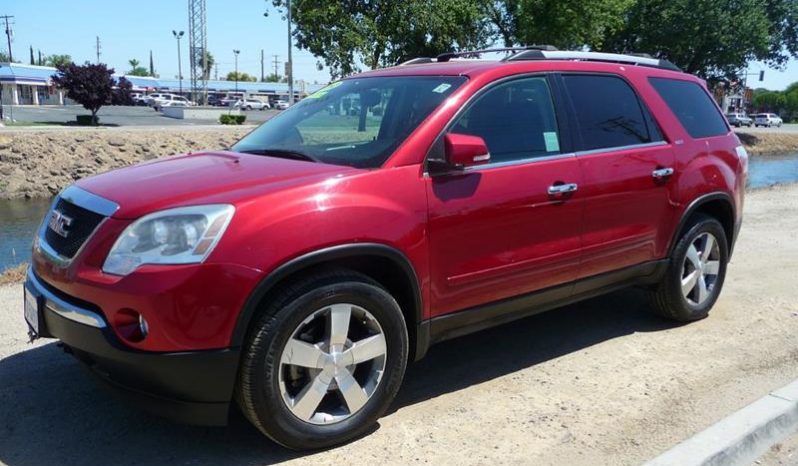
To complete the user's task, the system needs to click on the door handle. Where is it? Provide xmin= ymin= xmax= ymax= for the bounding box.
xmin=652 ymin=167 xmax=674 ymax=179
xmin=547 ymin=183 xmax=578 ymax=195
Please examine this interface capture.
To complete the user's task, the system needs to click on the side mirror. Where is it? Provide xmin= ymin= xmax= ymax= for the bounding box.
xmin=444 ymin=133 xmax=491 ymax=169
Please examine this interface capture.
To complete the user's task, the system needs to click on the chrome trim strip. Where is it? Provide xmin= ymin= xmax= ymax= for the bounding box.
xmin=60 ymin=185 xmax=120 ymax=217
xmin=463 ymin=152 xmax=577 ymax=172
xmin=575 ymin=141 xmax=668 ymax=157
xmin=26 ymin=268 xmax=106 ymax=328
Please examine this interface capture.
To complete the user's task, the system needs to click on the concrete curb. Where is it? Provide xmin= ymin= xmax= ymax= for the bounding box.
xmin=645 ymin=379 xmax=798 ymax=466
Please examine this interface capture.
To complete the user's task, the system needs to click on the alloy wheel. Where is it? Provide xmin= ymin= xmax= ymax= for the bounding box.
xmin=278 ymin=303 xmax=387 ymax=425
xmin=680 ymin=232 xmax=721 ymax=306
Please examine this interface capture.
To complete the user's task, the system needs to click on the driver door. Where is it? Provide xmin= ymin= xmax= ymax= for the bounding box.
xmin=426 ymin=75 xmax=584 ymax=316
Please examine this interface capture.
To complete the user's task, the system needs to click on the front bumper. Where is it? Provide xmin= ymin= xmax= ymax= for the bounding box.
xmin=25 ymin=269 xmax=240 ymax=426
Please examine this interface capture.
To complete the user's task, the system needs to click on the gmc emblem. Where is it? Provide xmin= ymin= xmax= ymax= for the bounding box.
xmin=48 ymin=210 xmax=73 ymax=238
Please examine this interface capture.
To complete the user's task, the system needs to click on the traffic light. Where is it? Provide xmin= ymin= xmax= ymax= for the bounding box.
xmin=759 ymin=70 xmax=765 ymax=81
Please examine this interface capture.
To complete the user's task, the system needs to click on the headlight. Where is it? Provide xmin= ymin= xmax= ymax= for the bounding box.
xmin=103 ymin=204 xmax=235 ymax=276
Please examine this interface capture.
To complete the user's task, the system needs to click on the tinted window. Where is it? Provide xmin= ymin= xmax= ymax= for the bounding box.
xmin=563 ymin=75 xmax=656 ymax=151
xmin=449 ymin=77 xmax=561 ymax=163
xmin=649 ymin=77 xmax=728 ymax=138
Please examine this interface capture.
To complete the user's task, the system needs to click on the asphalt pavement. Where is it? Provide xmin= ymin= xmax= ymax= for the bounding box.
xmin=1 ymin=105 xmax=277 ymax=127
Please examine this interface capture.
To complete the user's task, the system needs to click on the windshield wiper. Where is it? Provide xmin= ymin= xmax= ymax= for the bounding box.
xmin=237 ymin=148 xmax=320 ymax=163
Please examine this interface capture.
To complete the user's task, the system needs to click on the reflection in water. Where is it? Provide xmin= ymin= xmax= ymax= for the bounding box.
xmin=0 ymin=198 xmax=52 ymax=272
xmin=747 ymin=153 xmax=798 ymax=189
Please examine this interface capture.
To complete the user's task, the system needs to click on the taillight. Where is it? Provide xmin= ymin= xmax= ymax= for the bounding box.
xmin=735 ymin=146 xmax=749 ymax=174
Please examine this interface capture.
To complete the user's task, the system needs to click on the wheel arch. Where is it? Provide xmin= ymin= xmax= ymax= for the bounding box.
xmin=231 ymin=243 xmax=427 ymax=361
xmin=669 ymin=192 xmax=736 ymax=259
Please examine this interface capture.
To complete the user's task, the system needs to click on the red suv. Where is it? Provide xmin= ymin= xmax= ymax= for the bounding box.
xmin=24 ymin=48 xmax=746 ymax=449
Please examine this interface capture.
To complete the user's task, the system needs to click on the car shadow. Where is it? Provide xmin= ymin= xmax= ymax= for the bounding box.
xmin=0 ymin=288 xmax=678 ymax=466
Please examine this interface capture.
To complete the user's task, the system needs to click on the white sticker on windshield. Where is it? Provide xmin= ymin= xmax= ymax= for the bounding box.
xmin=432 ymin=83 xmax=452 ymax=94
xmin=543 ymin=132 xmax=560 ymax=152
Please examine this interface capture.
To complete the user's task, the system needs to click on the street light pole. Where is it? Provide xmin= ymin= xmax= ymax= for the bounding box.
xmin=172 ymin=30 xmax=184 ymax=95
xmin=233 ymin=49 xmax=240 ymax=94
xmin=286 ymin=0 xmax=293 ymax=104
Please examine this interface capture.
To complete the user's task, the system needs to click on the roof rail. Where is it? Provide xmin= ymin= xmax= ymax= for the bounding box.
xmin=435 ymin=45 xmax=557 ymax=63
xmin=503 ymin=50 xmax=681 ymax=72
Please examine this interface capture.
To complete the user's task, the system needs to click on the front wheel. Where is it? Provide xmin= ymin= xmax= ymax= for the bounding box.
xmin=647 ymin=214 xmax=728 ymax=322
xmin=236 ymin=269 xmax=409 ymax=450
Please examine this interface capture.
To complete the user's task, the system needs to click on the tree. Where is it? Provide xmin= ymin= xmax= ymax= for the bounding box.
xmin=197 ymin=50 xmax=214 ymax=80
xmin=111 ymin=76 xmax=135 ymax=106
xmin=51 ymin=63 xmax=115 ymax=125
xmin=601 ymin=0 xmax=798 ymax=80
xmin=487 ymin=0 xmax=633 ymax=49
xmin=29 ymin=46 xmax=34 ymax=65
xmin=262 ymin=72 xmax=284 ymax=83
xmin=127 ymin=58 xmax=150 ymax=76
xmin=226 ymin=71 xmax=257 ymax=82
xmin=149 ymin=50 xmax=156 ymax=77
xmin=274 ymin=0 xmax=493 ymax=78
xmin=44 ymin=54 xmax=72 ymax=67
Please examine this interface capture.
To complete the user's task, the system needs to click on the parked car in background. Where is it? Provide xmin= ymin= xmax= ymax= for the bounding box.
xmin=238 ymin=98 xmax=271 ymax=110
xmin=25 ymin=49 xmax=746 ymax=451
xmin=273 ymin=99 xmax=290 ymax=110
xmin=151 ymin=95 xmax=195 ymax=111
xmin=207 ymin=95 xmax=224 ymax=106
xmin=754 ymin=113 xmax=783 ymax=127
xmin=219 ymin=97 xmax=241 ymax=107
xmin=143 ymin=93 xmax=170 ymax=106
xmin=726 ymin=112 xmax=752 ymax=127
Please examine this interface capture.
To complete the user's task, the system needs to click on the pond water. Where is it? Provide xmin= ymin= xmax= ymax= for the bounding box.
xmin=1 ymin=152 xmax=797 ymax=272
xmin=0 ymin=197 xmax=52 ymax=272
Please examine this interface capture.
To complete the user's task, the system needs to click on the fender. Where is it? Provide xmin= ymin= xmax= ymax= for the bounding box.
xmin=668 ymin=192 xmax=736 ymax=257
xmin=230 ymin=243 xmax=425 ymax=354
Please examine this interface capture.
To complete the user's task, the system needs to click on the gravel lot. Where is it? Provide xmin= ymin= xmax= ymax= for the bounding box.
xmin=1 ymin=185 xmax=798 ymax=465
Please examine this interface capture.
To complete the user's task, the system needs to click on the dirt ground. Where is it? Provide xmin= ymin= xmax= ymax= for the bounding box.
xmin=1 ymin=184 xmax=797 ymax=466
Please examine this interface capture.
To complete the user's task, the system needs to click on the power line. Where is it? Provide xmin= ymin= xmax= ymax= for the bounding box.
xmin=272 ymin=54 xmax=280 ymax=77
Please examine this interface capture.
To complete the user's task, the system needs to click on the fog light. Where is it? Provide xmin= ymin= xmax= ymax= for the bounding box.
xmin=113 ymin=309 xmax=149 ymax=343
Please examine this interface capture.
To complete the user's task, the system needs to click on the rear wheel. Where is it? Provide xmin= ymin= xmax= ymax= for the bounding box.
xmin=236 ymin=269 xmax=408 ymax=450
xmin=647 ymin=214 xmax=728 ymax=322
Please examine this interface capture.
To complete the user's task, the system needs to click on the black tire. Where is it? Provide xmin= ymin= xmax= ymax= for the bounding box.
xmin=647 ymin=214 xmax=729 ymax=322
xmin=235 ymin=268 xmax=409 ymax=450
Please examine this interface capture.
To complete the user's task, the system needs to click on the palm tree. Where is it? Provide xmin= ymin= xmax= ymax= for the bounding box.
xmin=128 ymin=58 xmax=140 ymax=70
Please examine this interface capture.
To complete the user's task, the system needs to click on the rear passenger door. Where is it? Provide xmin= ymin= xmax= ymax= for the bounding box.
xmin=559 ymin=73 xmax=678 ymax=279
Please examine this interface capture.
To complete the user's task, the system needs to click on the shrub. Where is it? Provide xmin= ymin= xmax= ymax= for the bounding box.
xmin=220 ymin=114 xmax=247 ymax=125
xmin=76 ymin=115 xmax=98 ymax=125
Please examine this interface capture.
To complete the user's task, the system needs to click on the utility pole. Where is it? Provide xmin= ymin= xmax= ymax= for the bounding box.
xmin=95 ymin=36 xmax=101 ymax=64
xmin=172 ymin=30 xmax=184 ymax=95
xmin=214 ymin=63 xmax=218 ymax=81
xmin=1 ymin=15 xmax=14 ymax=62
xmin=286 ymin=0 xmax=294 ymax=104
xmin=272 ymin=54 xmax=280 ymax=77
xmin=260 ymin=49 xmax=265 ymax=82
xmin=233 ymin=49 xmax=240 ymax=93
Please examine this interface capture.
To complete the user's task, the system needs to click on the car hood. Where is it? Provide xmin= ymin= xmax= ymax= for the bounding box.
xmin=75 ymin=150 xmax=360 ymax=219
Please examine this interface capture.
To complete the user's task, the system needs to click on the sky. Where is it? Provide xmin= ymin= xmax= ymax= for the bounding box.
xmin=1 ymin=0 xmax=332 ymax=84
xmin=1 ymin=0 xmax=797 ymax=90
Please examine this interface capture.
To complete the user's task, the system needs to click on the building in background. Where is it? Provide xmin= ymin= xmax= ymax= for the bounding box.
xmin=0 ymin=62 xmax=324 ymax=105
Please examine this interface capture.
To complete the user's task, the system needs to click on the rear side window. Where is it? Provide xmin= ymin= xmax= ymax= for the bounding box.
xmin=562 ymin=75 xmax=660 ymax=151
xmin=649 ymin=78 xmax=728 ymax=138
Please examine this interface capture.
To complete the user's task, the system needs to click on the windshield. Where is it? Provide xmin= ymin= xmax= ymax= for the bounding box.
xmin=232 ymin=76 xmax=467 ymax=168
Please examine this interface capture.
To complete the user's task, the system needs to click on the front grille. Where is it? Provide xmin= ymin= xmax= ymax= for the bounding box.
xmin=43 ymin=198 xmax=106 ymax=259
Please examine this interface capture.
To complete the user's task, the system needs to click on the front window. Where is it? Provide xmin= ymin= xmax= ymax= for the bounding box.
xmin=232 ymin=76 xmax=466 ymax=168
